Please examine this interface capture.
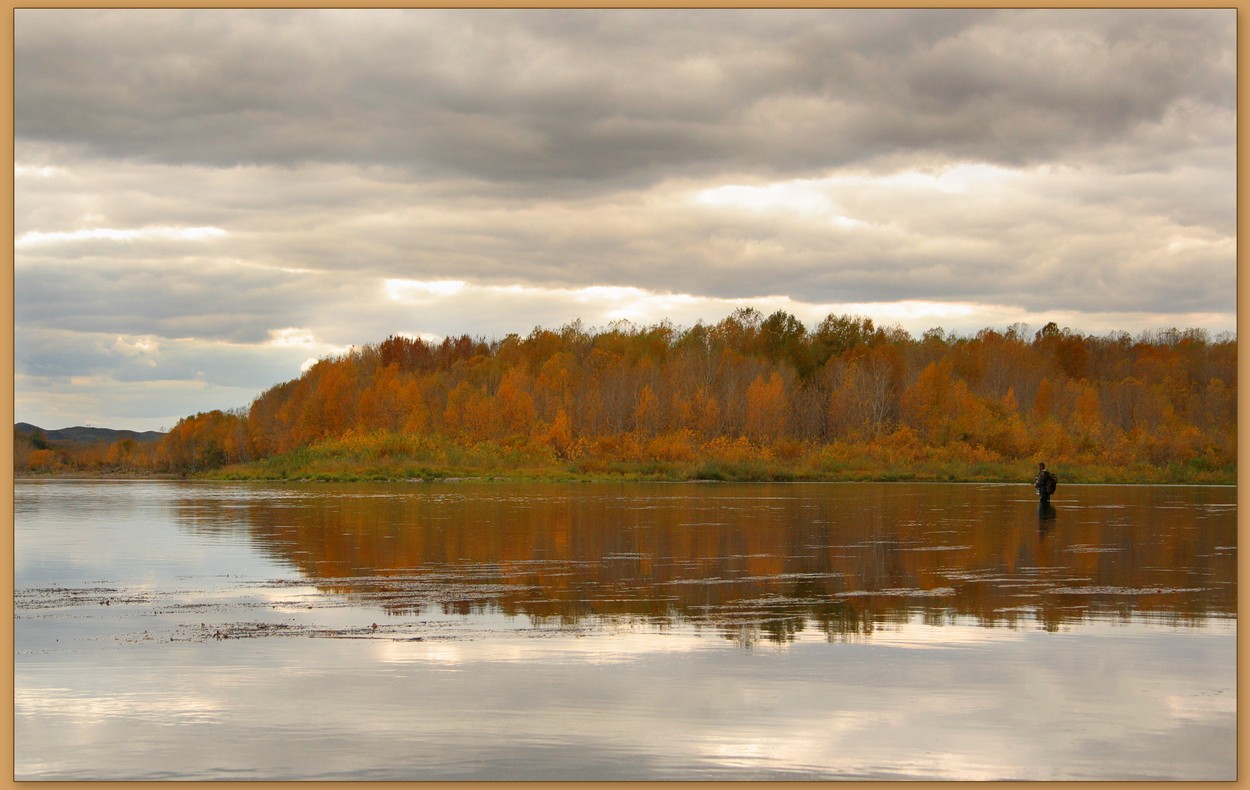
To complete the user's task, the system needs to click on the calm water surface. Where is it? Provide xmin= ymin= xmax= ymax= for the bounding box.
xmin=14 ymin=480 xmax=1236 ymax=780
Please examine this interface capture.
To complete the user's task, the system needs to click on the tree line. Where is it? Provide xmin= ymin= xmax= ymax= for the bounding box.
xmin=18 ymin=309 xmax=1236 ymax=480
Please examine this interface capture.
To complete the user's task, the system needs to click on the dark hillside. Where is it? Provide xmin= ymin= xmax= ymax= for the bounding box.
xmin=16 ymin=423 xmax=165 ymax=445
xmin=15 ymin=423 xmax=167 ymax=473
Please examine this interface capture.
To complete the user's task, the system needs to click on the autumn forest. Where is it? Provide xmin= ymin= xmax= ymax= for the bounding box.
xmin=16 ymin=310 xmax=1237 ymax=483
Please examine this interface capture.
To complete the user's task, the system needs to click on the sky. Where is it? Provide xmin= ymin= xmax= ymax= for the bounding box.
xmin=13 ymin=8 xmax=1237 ymax=432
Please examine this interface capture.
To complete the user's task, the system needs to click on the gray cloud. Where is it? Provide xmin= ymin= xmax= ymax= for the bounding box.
xmin=16 ymin=255 xmax=312 ymax=343
xmin=16 ymin=9 xmax=1233 ymax=185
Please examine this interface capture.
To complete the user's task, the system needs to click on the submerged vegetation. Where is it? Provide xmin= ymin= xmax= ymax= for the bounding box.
xmin=16 ymin=309 xmax=1236 ymax=484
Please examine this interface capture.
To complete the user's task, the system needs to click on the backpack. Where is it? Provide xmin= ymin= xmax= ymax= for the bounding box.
xmin=1045 ymin=472 xmax=1058 ymax=495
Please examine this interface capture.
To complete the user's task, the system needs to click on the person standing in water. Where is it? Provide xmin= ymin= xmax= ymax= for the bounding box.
xmin=1034 ymin=462 xmax=1057 ymax=503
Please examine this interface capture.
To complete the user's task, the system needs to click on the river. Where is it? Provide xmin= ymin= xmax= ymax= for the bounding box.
xmin=13 ymin=479 xmax=1236 ymax=780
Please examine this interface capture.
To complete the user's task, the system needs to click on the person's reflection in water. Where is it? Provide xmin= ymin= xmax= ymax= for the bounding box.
xmin=1037 ymin=501 xmax=1057 ymax=540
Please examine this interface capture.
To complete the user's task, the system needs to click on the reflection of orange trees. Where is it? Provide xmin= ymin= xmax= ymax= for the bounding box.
xmin=140 ymin=313 xmax=1234 ymax=481
xmin=202 ymin=483 xmax=1236 ymax=643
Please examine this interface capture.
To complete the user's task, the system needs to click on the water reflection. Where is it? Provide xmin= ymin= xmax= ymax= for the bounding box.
xmin=1037 ymin=501 xmax=1057 ymax=545
xmin=1038 ymin=500 xmax=1057 ymax=523
xmin=174 ymin=482 xmax=1235 ymax=644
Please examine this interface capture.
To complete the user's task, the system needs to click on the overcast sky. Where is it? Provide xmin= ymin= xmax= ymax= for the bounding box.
xmin=14 ymin=8 xmax=1236 ymax=431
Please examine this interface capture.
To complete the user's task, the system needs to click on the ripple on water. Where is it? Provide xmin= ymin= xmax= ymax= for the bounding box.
xmin=1063 ymin=545 xmax=1125 ymax=554
xmin=1046 ymin=585 xmax=1210 ymax=596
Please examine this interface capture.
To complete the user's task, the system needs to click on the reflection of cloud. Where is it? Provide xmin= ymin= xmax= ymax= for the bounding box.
xmin=372 ymin=627 xmax=716 ymax=666
xmin=377 ymin=640 xmax=468 ymax=666
xmin=15 ymin=687 xmax=224 ymax=725
xmin=1165 ymin=692 xmax=1235 ymax=720
xmin=368 ymin=613 xmax=1038 ymax=667
xmin=863 ymin=619 xmax=1027 ymax=650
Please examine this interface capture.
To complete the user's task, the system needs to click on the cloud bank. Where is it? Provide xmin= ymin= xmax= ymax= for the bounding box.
xmin=14 ymin=9 xmax=1235 ymax=430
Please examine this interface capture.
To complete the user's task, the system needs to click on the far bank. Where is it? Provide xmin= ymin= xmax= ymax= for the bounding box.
xmin=190 ymin=434 xmax=1232 ymax=486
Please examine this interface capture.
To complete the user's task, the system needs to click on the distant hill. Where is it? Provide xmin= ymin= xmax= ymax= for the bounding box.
xmin=15 ymin=423 xmax=165 ymax=445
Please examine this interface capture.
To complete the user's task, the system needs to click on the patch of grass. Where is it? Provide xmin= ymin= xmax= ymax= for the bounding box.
xmin=198 ymin=430 xmax=1235 ymax=485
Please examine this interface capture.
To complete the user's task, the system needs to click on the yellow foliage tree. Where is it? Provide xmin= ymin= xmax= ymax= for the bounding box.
xmin=494 ymin=368 xmax=536 ymax=438
xmin=745 ymin=372 xmax=788 ymax=442
xmin=634 ymin=384 xmax=660 ymax=435
xmin=541 ymin=408 xmax=574 ymax=459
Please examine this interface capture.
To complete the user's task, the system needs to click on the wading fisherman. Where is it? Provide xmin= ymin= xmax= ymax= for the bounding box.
xmin=1034 ymin=462 xmax=1057 ymax=503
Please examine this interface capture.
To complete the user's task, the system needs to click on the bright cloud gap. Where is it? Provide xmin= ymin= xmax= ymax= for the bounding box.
xmin=16 ymin=225 xmax=227 ymax=247
xmin=380 ymin=277 xmax=1209 ymax=340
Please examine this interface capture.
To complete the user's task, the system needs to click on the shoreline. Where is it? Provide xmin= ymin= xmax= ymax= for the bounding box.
xmin=15 ymin=469 xmax=1236 ymax=486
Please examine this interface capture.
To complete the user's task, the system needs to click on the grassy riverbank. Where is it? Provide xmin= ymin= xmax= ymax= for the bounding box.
xmin=199 ymin=431 xmax=1234 ymax=485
